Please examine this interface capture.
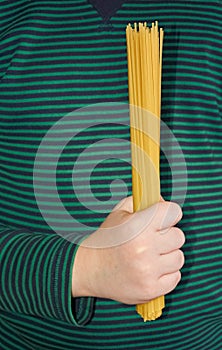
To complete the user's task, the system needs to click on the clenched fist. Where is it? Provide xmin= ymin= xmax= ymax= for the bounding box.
xmin=72 ymin=196 xmax=185 ymax=305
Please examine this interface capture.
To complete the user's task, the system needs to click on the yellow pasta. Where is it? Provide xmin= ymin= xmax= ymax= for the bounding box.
xmin=126 ymin=21 xmax=164 ymax=321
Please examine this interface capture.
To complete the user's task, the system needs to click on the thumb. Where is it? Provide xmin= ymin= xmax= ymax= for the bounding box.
xmin=134 ymin=201 xmax=182 ymax=234
xmin=112 ymin=196 xmax=134 ymax=213
xmin=154 ymin=201 xmax=183 ymax=231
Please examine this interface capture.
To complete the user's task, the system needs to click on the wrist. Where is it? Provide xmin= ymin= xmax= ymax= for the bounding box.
xmin=72 ymin=244 xmax=98 ymax=298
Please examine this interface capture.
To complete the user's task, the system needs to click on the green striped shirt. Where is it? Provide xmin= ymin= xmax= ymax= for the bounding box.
xmin=0 ymin=1 xmax=221 ymax=349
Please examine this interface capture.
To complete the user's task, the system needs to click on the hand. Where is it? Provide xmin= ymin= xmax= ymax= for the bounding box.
xmin=72 ymin=196 xmax=185 ymax=304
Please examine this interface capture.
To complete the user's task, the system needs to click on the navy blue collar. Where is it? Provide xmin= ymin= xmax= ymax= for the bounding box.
xmin=88 ymin=0 xmax=126 ymax=22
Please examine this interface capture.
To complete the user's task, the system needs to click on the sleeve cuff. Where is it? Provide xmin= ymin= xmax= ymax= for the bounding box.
xmin=0 ymin=227 xmax=95 ymax=326
xmin=52 ymin=234 xmax=95 ymax=326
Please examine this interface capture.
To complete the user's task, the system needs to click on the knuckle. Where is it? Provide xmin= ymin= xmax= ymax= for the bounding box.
xmin=174 ymin=227 xmax=185 ymax=247
xmin=176 ymin=249 xmax=185 ymax=268
xmin=171 ymin=271 xmax=181 ymax=291
xmin=181 ymin=250 xmax=185 ymax=265
xmin=176 ymin=270 xmax=182 ymax=284
xmin=178 ymin=229 xmax=186 ymax=246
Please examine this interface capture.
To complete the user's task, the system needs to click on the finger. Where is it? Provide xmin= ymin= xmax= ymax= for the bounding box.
xmin=157 ymin=270 xmax=182 ymax=296
xmin=156 ymin=227 xmax=185 ymax=254
xmin=158 ymin=250 xmax=185 ymax=276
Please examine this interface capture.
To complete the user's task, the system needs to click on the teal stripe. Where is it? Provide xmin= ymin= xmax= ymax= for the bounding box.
xmin=1 ymin=1 xmax=221 ymax=349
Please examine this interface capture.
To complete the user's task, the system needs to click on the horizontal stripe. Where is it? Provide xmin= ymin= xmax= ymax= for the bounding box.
xmin=1 ymin=0 xmax=221 ymax=349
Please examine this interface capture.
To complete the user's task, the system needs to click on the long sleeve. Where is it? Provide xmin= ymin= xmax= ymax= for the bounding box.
xmin=0 ymin=224 xmax=94 ymax=326
xmin=1 ymin=1 xmax=222 ymax=349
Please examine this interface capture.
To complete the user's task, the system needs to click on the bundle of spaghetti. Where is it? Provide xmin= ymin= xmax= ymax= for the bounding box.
xmin=126 ymin=21 xmax=164 ymax=321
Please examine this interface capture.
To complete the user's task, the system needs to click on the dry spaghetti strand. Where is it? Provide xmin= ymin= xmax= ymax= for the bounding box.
xmin=126 ymin=21 xmax=164 ymax=321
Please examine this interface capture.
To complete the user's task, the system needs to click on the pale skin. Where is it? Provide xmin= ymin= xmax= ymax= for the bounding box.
xmin=72 ymin=196 xmax=185 ymax=305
